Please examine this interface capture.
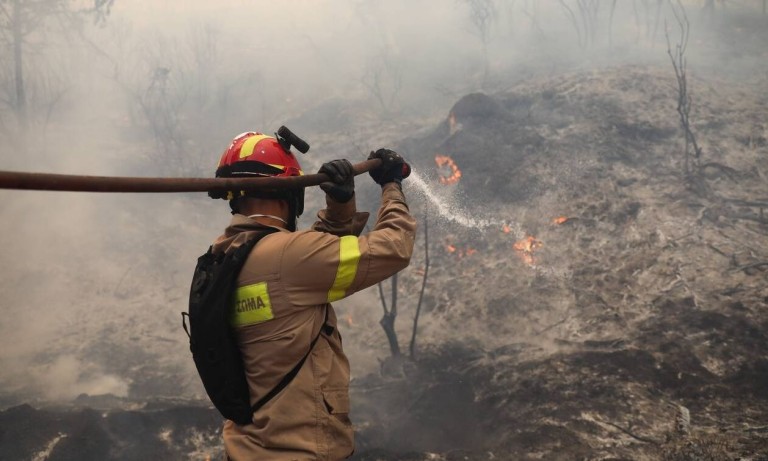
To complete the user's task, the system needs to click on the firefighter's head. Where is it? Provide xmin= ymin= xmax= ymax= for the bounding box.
xmin=210 ymin=131 xmax=304 ymax=230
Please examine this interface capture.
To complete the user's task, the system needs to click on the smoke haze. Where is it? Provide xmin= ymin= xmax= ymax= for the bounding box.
xmin=0 ymin=0 xmax=765 ymax=407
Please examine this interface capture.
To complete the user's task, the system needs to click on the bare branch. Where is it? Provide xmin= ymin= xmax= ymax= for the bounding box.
xmin=409 ymin=207 xmax=430 ymax=359
xmin=377 ymin=280 xmax=389 ymax=315
xmin=665 ymin=0 xmax=704 ymax=184
xmin=558 ymin=0 xmax=583 ymax=48
xmin=732 ymin=261 xmax=768 ymax=273
xmin=379 ymin=272 xmax=402 ymax=357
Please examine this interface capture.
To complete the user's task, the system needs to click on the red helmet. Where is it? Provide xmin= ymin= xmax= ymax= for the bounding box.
xmin=215 ymin=132 xmax=303 ymax=180
xmin=211 ymin=131 xmax=305 ymax=227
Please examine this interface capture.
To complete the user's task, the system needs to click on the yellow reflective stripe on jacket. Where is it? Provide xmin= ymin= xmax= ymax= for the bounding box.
xmin=327 ymin=235 xmax=361 ymax=302
xmin=231 ymin=281 xmax=275 ymax=327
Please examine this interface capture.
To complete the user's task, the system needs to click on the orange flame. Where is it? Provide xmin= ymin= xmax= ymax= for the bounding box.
xmin=435 ymin=154 xmax=462 ymax=185
xmin=445 ymin=242 xmax=477 ymax=258
xmin=345 ymin=313 xmax=355 ymax=327
xmin=502 ymin=223 xmax=511 ymax=234
xmin=513 ymin=236 xmax=543 ymax=266
xmin=552 ymin=216 xmax=569 ymax=225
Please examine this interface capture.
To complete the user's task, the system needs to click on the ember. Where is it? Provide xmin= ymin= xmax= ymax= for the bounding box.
xmin=513 ymin=236 xmax=543 ymax=266
xmin=445 ymin=242 xmax=476 ymax=258
xmin=435 ymin=154 xmax=462 ymax=185
xmin=552 ymin=216 xmax=569 ymax=225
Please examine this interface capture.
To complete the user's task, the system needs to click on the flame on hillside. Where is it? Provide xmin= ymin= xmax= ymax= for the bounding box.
xmin=435 ymin=154 xmax=462 ymax=185
xmin=444 ymin=240 xmax=476 ymax=258
xmin=513 ymin=236 xmax=543 ymax=266
xmin=552 ymin=216 xmax=570 ymax=225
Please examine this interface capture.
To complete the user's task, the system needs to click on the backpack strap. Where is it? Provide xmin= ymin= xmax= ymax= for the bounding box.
xmin=251 ymin=306 xmax=331 ymax=413
xmin=231 ymin=231 xmax=334 ymax=415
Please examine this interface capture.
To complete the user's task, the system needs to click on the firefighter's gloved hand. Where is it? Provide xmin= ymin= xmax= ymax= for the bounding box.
xmin=368 ymin=148 xmax=410 ymax=186
xmin=318 ymin=159 xmax=355 ymax=203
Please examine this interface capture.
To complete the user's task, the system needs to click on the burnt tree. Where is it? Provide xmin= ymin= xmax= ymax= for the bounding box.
xmin=464 ymin=0 xmax=497 ymax=88
xmin=0 ymin=0 xmax=114 ymax=133
xmin=665 ymin=0 xmax=705 ymax=192
xmin=378 ymin=273 xmax=401 ymax=358
xmin=409 ymin=208 xmax=430 ymax=359
xmin=377 ymin=208 xmax=432 ymax=372
xmin=558 ymin=0 xmax=601 ymax=49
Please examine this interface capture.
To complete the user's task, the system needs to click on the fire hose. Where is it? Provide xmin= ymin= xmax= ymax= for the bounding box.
xmin=0 ymin=158 xmax=388 ymax=194
xmin=0 ymin=125 xmax=411 ymax=193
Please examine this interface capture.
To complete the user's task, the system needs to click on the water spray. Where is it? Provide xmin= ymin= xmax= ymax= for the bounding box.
xmin=407 ymin=170 xmax=524 ymax=237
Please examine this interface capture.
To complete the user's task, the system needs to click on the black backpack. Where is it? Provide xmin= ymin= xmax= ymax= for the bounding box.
xmin=183 ymin=231 xmax=273 ymax=425
xmin=183 ymin=230 xmax=328 ymax=425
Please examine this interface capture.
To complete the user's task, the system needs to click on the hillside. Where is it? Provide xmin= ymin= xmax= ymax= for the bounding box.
xmin=1 ymin=64 xmax=767 ymax=460
xmin=346 ymin=65 xmax=768 ymax=460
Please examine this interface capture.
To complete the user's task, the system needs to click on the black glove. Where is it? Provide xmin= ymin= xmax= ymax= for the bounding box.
xmin=368 ymin=148 xmax=410 ymax=186
xmin=318 ymin=159 xmax=355 ymax=203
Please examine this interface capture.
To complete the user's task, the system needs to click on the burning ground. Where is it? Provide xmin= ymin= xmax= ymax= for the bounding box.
xmin=1 ymin=66 xmax=767 ymax=460
xmin=344 ymin=65 xmax=768 ymax=460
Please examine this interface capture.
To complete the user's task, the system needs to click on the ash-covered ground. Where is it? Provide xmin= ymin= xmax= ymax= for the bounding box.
xmin=348 ymin=65 xmax=768 ymax=460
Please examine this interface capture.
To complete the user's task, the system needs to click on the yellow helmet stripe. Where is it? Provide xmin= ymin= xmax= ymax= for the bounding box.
xmin=239 ymin=134 xmax=272 ymax=159
xmin=267 ymin=164 xmax=305 ymax=175
xmin=327 ymin=235 xmax=361 ymax=302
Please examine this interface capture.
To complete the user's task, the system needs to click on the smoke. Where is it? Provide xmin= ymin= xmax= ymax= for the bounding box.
xmin=36 ymin=356 xmax=130 ymax=401
xmin=0 ymin=0 xmax=765 ymax=406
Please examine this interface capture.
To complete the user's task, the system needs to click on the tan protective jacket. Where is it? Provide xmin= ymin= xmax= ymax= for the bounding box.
xmin=211 ymin=183 xmax=416 ymax=461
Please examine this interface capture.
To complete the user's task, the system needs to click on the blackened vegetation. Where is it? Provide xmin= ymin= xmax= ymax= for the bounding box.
xmin=352 ymin=64 xmax=768 ymax=460
xmin=0 ymin=400 xmax=222 ymax=460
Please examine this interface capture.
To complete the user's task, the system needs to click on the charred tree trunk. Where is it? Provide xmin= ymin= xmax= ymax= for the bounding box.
xmin=652 ymin=0 xmax=664 ymax=42
xmin=465 ymin=0 xmax=495 ymax=88
xmin=666 ymin=0 xmax=706 ymax=193
xmin=12 ymin=0 xmax=28 ymax=133
xmin=558 ymin=0 xmax=583 ymax=48
xmin=608 ymin=0 xmax=618 ymax=47
xmin=379 ymin=273 xmax=401 ymax=357
xmin=409 ymin=208 xmax=430 ymax=359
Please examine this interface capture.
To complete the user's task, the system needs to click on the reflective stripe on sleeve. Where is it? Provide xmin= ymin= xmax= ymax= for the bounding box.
xmin=327 ymin=235 xmax=361 ymax=302
xmin=231 ymin=281 xmax=275 ymax=327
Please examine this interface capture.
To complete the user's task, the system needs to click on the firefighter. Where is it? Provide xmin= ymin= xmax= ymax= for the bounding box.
xmin=209 ymin=131 xmax=416 ymax=460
